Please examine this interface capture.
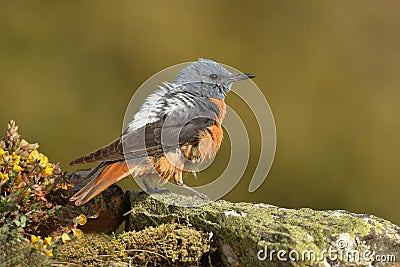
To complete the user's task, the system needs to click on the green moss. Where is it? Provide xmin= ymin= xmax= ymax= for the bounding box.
xmin=125 ymin=191 xmax=400 ymax=267
xmin=0 ymin=233 xmax=49 ymax=267
xmin=56 ymin=233 xmax=126 ymax=266
xmin=119 ymin=222 xmax=210 ymax=266
xmin=56 ymin=222 xmax=210 ymax=266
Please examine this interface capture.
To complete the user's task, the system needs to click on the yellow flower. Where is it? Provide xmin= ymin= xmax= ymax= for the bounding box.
xmin=75 ymin=214 xmax=87 ymax=226
xmin=12 ymin=152 xmax=21 ymax=165
xmin=41 ymin=164 xmax=53 ymax=176
xmin=73 ymin=229 xmax=84 ymax=239
xmin=62 ymin=233 xmax=71 ymax=244
xmin=38 ymin=154 xmax=49 ymax=168
xmin=0 ymin=173 xmax=9 ymax=182
xmin=44 ymin=236 xmax=52 ymax=246
xmin=28 ymin=150 xmax=39 ymax=163
xmin=13 ymin=163 xmax=22 ymax=172
xmin=15 ymin=185 xmax=24 ymax=193
xmin=31 ymin=235 xmax=41 ymax=244
xmin=14 ymin=174 xmax=22 ymax=185
xmin=24 ymin=188 xmax=31 ymax=197
xmin=0 ymin=148 xmax=5 ymax=157
xmin=45 ymin=249 xmax=53 ymax=257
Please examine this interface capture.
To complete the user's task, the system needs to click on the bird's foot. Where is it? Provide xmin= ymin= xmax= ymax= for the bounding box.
xmin=145 ymin=186 xmax=170 ymax=195
xmin=177 ymin=182 xmax=210 ymax=200
xmin=141 ymin=178 xmax=170 ymax=195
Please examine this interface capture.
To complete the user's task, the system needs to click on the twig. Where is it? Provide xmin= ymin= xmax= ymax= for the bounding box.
xmin=123 ymin=249 xmax=168 ymax=261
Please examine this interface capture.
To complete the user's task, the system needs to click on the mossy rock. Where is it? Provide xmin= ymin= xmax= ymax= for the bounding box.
xmin=124 ymin=191 xmax=400 ymax=267
xmin=56 ymin=223 xmax=210 ymax=266
xmin=56 ymin=233 xmax=125 ymax=266
xmin=0 ymin=234 xmax=49 ymax=267
xmin=119 ymin=222 xmax=210 ymax=266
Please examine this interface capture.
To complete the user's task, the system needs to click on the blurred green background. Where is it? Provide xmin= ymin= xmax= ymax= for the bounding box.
xmin=1 ymin=1 xmax=399 ymax=225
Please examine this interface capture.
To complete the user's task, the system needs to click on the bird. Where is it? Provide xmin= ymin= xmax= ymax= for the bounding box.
xmin=69 ymin=58 xmax=255 ymax=206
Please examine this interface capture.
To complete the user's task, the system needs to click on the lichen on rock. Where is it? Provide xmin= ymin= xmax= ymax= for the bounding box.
xmin=1 ymin=120 xmax=399 ymax=266
xmin=124 ymin=191 xmax=400 ymax=267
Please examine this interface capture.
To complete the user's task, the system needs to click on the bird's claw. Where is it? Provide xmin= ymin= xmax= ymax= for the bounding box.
xmin=177 ymin=182 xmax=210 ymax=200
xmin=145 ymin=186 xmax=170 ymax=195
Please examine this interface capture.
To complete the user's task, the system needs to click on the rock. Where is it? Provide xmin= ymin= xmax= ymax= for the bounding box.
xmin=77 ymin=183 xmax=127 ymax=233
xmin=124 ymin=190 xmax=400 ymax=267
xmin=56 ymin=223 xmax=211 ymax=266
xmin=66 ymin=169 xmax=128 ymax=233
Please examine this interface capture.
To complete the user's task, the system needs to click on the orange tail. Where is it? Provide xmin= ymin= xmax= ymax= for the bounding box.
xmin=70 ymin=161 xmax=130 ymax=206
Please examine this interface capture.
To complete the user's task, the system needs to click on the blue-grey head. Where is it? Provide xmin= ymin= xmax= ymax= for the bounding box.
xmin=173 ymin=58 xmax=255 ymax=99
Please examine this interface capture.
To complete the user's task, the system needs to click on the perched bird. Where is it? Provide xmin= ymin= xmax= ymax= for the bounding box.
xmin=69 ymin=58 xmax=255 ymax=206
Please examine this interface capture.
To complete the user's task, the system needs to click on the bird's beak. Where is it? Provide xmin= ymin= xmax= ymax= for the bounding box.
xmin=232 ymin=73 xmax=256 ymax=81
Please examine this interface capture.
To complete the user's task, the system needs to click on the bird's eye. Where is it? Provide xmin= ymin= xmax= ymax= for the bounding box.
xmin=209 ymin=74 xmax=218 ymax=80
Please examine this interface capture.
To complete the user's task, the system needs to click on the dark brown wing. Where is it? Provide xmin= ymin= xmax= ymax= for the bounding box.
xmin=69 ymin=116 xmax=216 ymax=166
xmin=69 ymin=137 xmax=124 ymax=165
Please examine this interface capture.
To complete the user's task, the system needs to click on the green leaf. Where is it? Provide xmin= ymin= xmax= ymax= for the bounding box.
xmin=8 ymin=170 xmax=18 ymax=179
xmin=20 ymin=215 xmax=26 ymax=227
xmin=0 ymin=226 xmax=9 ymax=233
xmin=31 ymin=203 xmax=40 ymax=212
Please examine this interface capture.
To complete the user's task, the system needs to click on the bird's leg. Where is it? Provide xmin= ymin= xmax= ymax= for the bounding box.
xmin=176 ymin=181 xmax=209 ymax=200
xmin=173 ymin=170 xmax=209 ymax=200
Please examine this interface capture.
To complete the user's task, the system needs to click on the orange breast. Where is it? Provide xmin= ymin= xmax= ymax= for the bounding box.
xmin=192 ymin=121 xmax=223 ymax=160
xmin=150 ymin=98 xmax=226 ymax=184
